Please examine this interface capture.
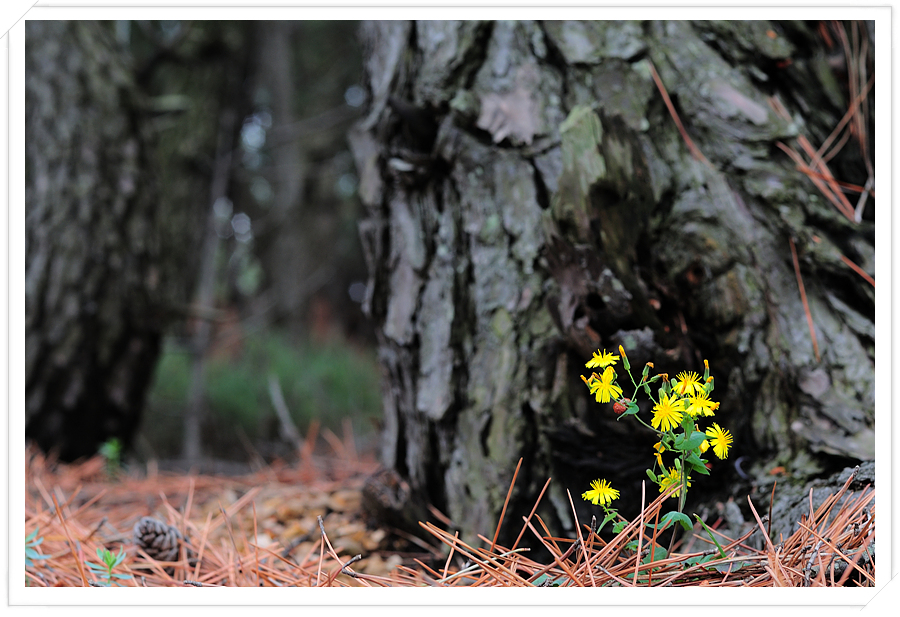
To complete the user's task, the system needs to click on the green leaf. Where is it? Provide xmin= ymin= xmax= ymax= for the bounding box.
xmin=624 ymin=401 xmax=640 ymax=415
xmin=684 ymin=554 xmax=716 ymax=570
xmin=652 ymin=511 xmax=693 ymax=532
xmin=612 ymin=521 xmax=627 ymax=534
xmin=110 ymin=547 xmax=127 ymax=568
xmin=679 ymin=431 xmax=707 ymax=451
xmin=641 ymin=545 xmax=668 ymax=564
xmin=685 ymin=452 xmax=710 ymax=475
xmin=596 ymin=511 xmax=618 ymax=534
xmin=680 ymin=414 xmax=695 ymax=434
xmin=26 ymin=528 xmax=39 ymax=543
xmin=531 ymin=573 xmax=560 ymax=587
xmin=713 ymin=561 xmax=746 ymax=574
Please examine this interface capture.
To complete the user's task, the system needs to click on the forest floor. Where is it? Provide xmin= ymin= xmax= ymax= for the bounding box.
xmin=24 ymin=439 xmax=875 ymax=588
xmin=24 ymin=434 xmax=437 ymax=588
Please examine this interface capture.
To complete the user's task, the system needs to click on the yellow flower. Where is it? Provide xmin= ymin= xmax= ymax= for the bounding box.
xmin=588 ymin=366 xmax=623 ymax=404
xmin=651 ymin=393 xmax=684 ymax=432
xmin=705 ymin=423 xmax=733 ymax=459
xmin=586 ymin=349 xmax=619 ymax=369
xmin=684 ymin=390 xmax=719 ymax=417
xmin=582 ymin=478 xmax=620 ymax=507
xmin=699 ymin=439 xmax=710 ymax=455
xmin=672 ymin=371 xmax=702 ymax=396
xmin=658 ymin=466 xmax=691 ymax=499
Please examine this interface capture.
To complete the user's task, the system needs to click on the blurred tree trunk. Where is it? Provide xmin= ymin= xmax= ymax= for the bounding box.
xmin=25 ymin=21 xmax=251 ymax=461
xmin=25 ymin=21 xmax=164 ymax=461
xmin=350 ymin=20 xmax=874 ymax=546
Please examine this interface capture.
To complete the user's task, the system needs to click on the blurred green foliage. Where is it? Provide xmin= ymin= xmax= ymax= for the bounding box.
xmin=142 ymin=330 xmax=382 ymax=460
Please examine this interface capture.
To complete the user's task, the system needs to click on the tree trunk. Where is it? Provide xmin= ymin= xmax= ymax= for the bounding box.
xmin=350 ymin=20 xmax=874 ymax=546
xmin=25 ymin=21 xmax=165 ymax=461
xmin=25 ymin=21 xmax=252 ymax=461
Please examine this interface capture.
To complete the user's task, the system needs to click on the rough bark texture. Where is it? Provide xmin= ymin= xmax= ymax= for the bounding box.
xmin=25 ymin=21 xmax=252 ymax=461
xmin=25 ymin=21 xmax=164 ymax=460
xmin=350 ymin=20 xmax=874 ymax=546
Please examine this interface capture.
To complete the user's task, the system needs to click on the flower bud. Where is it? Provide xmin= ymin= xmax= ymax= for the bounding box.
xmin=619 ymin=345 xmax=630 ymax=371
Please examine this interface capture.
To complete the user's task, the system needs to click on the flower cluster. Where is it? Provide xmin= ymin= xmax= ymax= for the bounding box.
xmin=581 ymin=347 xmax=733 ymax=507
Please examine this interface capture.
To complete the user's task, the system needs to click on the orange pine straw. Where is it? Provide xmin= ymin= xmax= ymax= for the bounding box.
xmin=797 ymin=134 xmax=857 ymax=220
xmin=193 ymin=510 xmax=214 ymax=580
xmin=770 ymin=57 xmax=874 ymax=225
xmin=647 ymin=60 xmax=711 ymax=166
xmin=565 ymin=489 xmax=597 ymax=586
xmin=777 ymin=142 xmax=855 ymax=223
xmin=443 ymin=530 xmax=460 ymax=577
xmin=491 ymin=457 xmax=522 ymax=552
xmin=789 ymin=168 xmax=873 ymax=197
xmin=53 ymin=493 xmax=90 ymax=587
xmin=747 ymin=496 xmax=793 ymax=586
xmin=840 ymin=254 xmax=875 ymax=287
xmin=789 ymin=237 xmax=821 ymax=363
xmin=833 ymin=21 xmax=873 ymax=178
xmin=511 ymin=476 xmax=552 ymax=551
xmin=26 ymin=441 xmax=874 ymax=587
xmin=816 ymin=75 xmax=874 ymax=164
xmin=252 ymin=501 xmax=260 ymax=587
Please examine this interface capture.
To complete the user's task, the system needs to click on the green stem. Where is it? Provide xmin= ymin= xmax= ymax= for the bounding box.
xmin=666 ymin=451 xmax=689 ymax=557
xmin=694 ymin=515 xmax=727 ymax=559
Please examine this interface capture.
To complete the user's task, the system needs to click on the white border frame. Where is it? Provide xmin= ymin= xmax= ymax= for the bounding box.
xmin=5 ymin=4 xmax=893 ymax=611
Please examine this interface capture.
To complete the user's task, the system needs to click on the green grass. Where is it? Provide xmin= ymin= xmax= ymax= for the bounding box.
xmin=141 ymin=330 xmax=382 ymax=460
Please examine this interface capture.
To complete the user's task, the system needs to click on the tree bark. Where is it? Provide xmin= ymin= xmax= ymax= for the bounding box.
xmin=25 ymin=21 xmax=164 ymax=461
xmin=350 ymin=20 xmax=874 ymax=546
xmin=25 ymin=21 xmax=252 ymax=461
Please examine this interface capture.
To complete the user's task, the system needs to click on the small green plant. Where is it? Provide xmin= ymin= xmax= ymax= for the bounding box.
xmin=98 ymin=438 xmax=123 ymax=477
xmin=85 ymin=546 xmax=133 ymax=587
xmin=26 ymin=528 xmax=51 ymax=586
xmin=25 ymin=528 xmax=50 ymax=568
xmin=580 ymin=346 xmax=733 ymax=549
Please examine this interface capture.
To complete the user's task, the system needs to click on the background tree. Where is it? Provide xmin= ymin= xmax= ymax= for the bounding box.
xmin=25 ymin=20 xmax=252 ymax=461
xmin=26 ymin=20 xmax=375 ymax=466
xmin=350 ymin=20 xmax=875 ymax=546
xmin=241 ymin=20 xmax=367 ymax=342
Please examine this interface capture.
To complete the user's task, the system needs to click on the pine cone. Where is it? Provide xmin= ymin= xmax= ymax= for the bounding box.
xmin=132 ymin=516 xmax=184 ymax=563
